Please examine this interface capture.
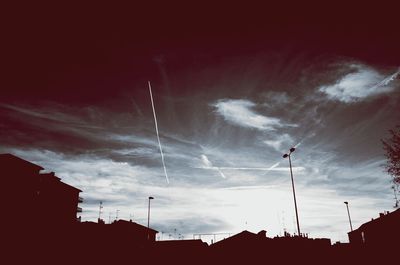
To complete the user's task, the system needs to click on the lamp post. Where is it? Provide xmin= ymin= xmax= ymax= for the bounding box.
xmin=344 ymin=201 xmax=353 ymax=231
xmin=147 ymin=196 xmax=154 ymax=240
xmin=147 ymin=196 xmax=154 ymax=229
xmin=283 ymin=147 xmax=301 ymax=236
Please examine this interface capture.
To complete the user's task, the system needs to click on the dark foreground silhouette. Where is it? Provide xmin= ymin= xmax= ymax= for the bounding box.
xmin=2 ymin=153 xmax=399 ymax=264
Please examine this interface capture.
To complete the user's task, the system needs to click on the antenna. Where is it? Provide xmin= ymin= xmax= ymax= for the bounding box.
xmin=148 ymin=81 xmax=170 ymax=184
xmin=116 ymin=209 xmax=120 ymax=221
xmin=282 ymin=211 xmax=287 ymax=235
xmin=98 ymin=201 xmax=103 ymax=220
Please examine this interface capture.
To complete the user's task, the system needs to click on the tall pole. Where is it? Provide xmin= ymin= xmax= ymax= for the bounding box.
xmin=344 ymin=202 xmax=353 ymax=231
xmin=288 ymin=154 xmax=301 ymax=236
xmin=283 ymin=147 xmax=301 ymax=236
xmin=147 ymin=198 xmax=151 ymax=229
xmin=147 ymin=196 xmax=154 ymax=240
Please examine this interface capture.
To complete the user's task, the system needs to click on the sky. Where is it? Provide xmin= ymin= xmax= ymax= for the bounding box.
xmin=2 ymin=3 xmax=400 ymax=243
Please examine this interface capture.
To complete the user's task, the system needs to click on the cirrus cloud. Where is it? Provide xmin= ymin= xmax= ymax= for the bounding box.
xmin=212 ymin=99 xmax=297 ymax=131
xmin=319 ymin=64 xmax=399 ymax=103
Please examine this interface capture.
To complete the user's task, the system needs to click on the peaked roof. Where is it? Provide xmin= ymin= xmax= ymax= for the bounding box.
xmin=112 ymin=219 xmax=158 ymax=233
xmin=211 ymin=230 xmax=264 ymax=247
xmin=0 ymin=153 xmax=44 ymax=171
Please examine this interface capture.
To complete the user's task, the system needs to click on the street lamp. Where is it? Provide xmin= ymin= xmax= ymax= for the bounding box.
xmin=147 ymin=196 xmax=154 ymax=228
xmin=283 ymin=147 xmax=301 ymax=236
xmin=344 ymin=201 xmax=353 ymax=231
xmin=147 ymin=196 xmax=154 ymax=240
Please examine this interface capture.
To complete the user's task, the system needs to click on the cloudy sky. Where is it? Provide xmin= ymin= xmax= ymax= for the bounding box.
xmin=2 ymin=4 xmax=400 ymax=243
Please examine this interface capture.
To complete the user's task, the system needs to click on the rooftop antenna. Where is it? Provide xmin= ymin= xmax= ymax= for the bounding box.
xmin=148 ymin=81 xmax=170 ymax=184
xmin=98 ymin=201 xmax=103 ymax=220
xmin=282 ymin=211 xmax=287 ymax=235
xmin=116 ymin=209 xmax=120 ymax=221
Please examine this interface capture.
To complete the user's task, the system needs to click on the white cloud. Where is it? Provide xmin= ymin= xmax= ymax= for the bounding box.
xmin=201 ymin=154 xmax=213 ymax=167
xmin=319 ymin=65 xmax=398 ymax=103
xmin=264 ymin=133 xmax=294 ymax=152
xmin=113 ymin=147 xmax=155 ymax=156
xmin=212 ymin=99 xmax=296 ymax=131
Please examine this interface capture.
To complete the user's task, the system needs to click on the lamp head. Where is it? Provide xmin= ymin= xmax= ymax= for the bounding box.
xmin=344 ymin=201 xmax=348 ymax=205
xmin=283 ymin=154 xmax=289 ymax=158
xmin=290 ymin=147 xmax=296 ymax=153
xmin=149 ymin=196 xmax=154 ymax=200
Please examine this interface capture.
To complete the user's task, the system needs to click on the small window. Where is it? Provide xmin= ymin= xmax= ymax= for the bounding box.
xmin=361 ymin=231 xmax=366 ymax=243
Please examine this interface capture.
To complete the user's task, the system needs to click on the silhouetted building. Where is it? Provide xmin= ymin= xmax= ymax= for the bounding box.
xmin=111 ymin=219 xmax=158 ymax=242
xmin=211 ymin=230 xmax=271 ymax=250
xmin=210 ymin=229 xmax=332 ymax=263
xmin=78 ymin=219 xmax=158 ymax=246
xmin=1 ymin=153 xmax=82 ymax=226
xmin=154 ymin=239 xmax=208 ymax=260
xmin=348 ymin=209 xmax=400 ymax=248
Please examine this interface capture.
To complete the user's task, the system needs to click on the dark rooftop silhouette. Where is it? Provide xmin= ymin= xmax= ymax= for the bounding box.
xmin=348 ymin=208 xmax=400 ymax=247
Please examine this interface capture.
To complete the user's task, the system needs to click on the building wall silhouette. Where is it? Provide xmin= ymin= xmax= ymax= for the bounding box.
xmin=348 ymin=209 xmax=400 ymax=248
xmin=1 ymin=153 xmax=82 ymax=227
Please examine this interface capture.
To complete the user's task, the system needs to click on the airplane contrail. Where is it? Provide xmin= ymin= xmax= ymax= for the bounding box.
xmin=206 ymin=166 xmax=304 ymax=171
xmin=216 ymin=168 xmax=227 ymax=179
xmin=201 ymin=154 xmax=226 ymax=178
xmin=197 ymin=154 xmax=302 ymax=175
xmin=268 ymin=162 xmax=280 ymax=170
xmin=196 ymin=166 xmax=304 ymax=172
xmin=371 ymin=67 xmax=400 ymax=89
xmin=148 ymin=81 xmax=170 ymax=184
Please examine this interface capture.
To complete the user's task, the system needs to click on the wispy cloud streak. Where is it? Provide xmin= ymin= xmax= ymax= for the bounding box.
xmin=319 ymin=64 xmax=399 ymax=103
xmin=148 ymin=81 xmax=170 ymax=184
xmin=200 ymin=154 xmax=226 ymax=178
xmin=212 ymin=99 xmax=296 ymax=131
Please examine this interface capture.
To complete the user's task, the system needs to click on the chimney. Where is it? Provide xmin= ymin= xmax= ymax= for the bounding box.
xmin=257 ymin=230 xmax=267 ymax=238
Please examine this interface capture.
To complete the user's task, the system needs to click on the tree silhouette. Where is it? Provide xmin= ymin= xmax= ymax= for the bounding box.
xmin=382 ymin=125 xmax=400 ymax=208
